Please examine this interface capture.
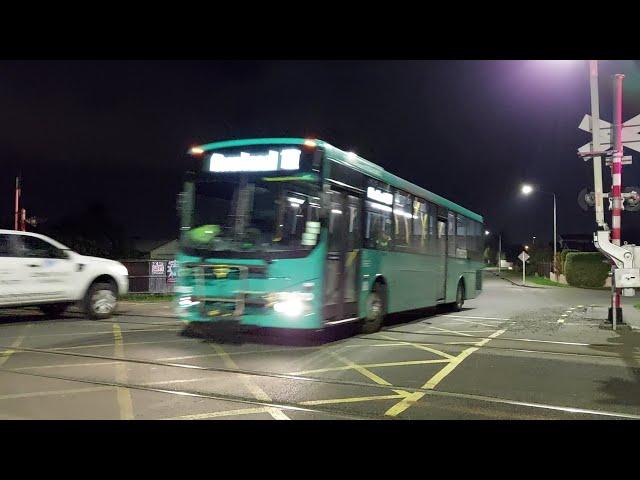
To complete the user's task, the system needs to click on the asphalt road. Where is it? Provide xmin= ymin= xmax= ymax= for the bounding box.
xmin=1 ymin=273 xmax=640 ymax=420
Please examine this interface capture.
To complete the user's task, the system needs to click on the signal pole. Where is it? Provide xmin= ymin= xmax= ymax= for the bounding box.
xmin=610 ymin=74 xmax=625 ymax=327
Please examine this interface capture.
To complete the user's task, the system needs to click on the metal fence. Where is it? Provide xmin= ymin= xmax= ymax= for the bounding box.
xmin=120 ymin=259 xmax=177 ymax=294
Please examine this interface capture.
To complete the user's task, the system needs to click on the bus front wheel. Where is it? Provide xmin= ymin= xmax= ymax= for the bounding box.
xmin=361 ymin=284 xmax=386 ymax=334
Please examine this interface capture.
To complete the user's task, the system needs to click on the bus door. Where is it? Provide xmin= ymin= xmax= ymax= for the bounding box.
xmin=323 ymin=189 xmax=362 ymax=321
xmin=436 ymin=208 xmax=448 ymax=301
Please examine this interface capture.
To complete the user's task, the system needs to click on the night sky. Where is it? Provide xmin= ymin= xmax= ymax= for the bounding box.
xmin=2 ymin=60 xmax=640 ymax=248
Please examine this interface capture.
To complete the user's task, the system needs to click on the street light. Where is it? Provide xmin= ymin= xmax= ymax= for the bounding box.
xmin=521 ymin=183 xmax=557 ymax=277
xmin=484 ymin=230 xmax=490 ymax=236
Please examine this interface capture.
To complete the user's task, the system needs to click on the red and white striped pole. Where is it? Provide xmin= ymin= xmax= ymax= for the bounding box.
xmin=611 ymin=74 xmax=624 ymax=325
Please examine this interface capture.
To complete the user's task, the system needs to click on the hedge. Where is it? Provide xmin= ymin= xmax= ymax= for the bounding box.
xmin=558 ymin=249 xmax=579 ymax=275
xmin=564 ymin=252 xmax=610 ymax=288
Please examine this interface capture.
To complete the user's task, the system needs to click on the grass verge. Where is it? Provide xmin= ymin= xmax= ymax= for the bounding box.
xmin=526 ymin=276 xmax=569 ymax=288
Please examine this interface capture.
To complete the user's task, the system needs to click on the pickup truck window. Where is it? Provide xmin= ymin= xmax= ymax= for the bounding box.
xmin=15 ymin=235 xmax=66 ymax=259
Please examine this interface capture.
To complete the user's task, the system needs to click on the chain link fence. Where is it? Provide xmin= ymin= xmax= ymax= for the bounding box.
xmin=120 ymin=259 xmax=177 ymax=294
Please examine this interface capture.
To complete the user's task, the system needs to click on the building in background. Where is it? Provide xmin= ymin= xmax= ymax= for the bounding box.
xmin=558 ymin=234 xmax=597 ymax=252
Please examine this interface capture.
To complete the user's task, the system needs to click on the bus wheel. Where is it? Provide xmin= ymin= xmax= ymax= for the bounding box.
xmin=361 ymin=284 xmax=386 ymax=334
xmin=453 ymin=281 xmax=465 ymax=311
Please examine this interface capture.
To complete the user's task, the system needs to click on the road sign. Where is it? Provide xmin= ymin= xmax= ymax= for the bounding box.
xmin=578 ymin=113 xmax=640 ymax=153
xmin=518 ymin=251 xmax=530 ymax=285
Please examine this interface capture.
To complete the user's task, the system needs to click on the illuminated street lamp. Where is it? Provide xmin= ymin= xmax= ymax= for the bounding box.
xmin=522 ymin=183 xmax=557 ymax=276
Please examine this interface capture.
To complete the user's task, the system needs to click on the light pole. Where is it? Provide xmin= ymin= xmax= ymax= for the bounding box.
xmin=485 ymin=230 xmax=502 ymax=272
xmin=522 ymin=184 xmax=557 ymax=278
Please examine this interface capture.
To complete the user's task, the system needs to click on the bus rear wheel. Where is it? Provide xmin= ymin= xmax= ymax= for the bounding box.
xmin=453 ymin=281 xmax=465 ymax=311
xmin=361 ymin=284 xmax=386 ymax=334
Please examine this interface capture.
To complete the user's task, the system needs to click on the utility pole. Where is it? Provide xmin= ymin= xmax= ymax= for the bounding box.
xmin=589 ymin=61 xmax=607 ymax=229
xmin=610 ymin=74 xmax=625 ymax=328
xmin=498 ymin=234 xmax=502 ymax=273
xmin=552 ymin=193 xmax=557 ymax=277
xmin=20 ymin=208 xmax=26 ymax=232
xmin=14 ymin=176 xmax=21 ymax=231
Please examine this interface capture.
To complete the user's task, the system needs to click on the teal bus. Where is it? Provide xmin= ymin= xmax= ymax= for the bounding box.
xmin=175 ymin=138 xmax=484 ymax=334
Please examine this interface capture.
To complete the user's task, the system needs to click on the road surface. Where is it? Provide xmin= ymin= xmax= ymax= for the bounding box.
xmin=1 ymin=273 xmax=639 ymax=420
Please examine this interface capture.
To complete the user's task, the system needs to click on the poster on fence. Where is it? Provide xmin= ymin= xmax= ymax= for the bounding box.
xmin=167 ymin=260 xmax=177 ymax=283
xmin=149 ymin=261 xmax=167 ymax=293
xmin=151 ymin=261 xmax=165 ymax=276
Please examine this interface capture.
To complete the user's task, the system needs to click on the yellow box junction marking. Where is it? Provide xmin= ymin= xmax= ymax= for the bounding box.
xmin=0 ymin=324 xmax=32 ymax=368
xmin=424 ymin=326 xmax=475 ymax=337
xmin=384 ymin=328 xmax=507 ymax=417
xmin=376 ymin=334 xmax=456 ymax=360
xmin=112 ymin=324 xmax=134 ymax=419
xmin=325 ymin=350 xmax=413 ymax=397
xmin=289 ymin=358 xmax=450 ymax=376
xmin=211 ymin=344 xmax=290 ymax=420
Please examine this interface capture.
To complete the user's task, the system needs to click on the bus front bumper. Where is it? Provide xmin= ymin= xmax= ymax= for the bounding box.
xmin=175 ymin=293 xmax=322 ymax=330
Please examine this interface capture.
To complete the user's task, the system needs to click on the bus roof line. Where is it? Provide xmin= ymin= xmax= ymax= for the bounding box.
xmin=193 ymin=137 xmax=483 ymax=223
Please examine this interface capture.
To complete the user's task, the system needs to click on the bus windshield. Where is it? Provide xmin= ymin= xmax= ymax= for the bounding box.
xmin=182 ymin=175 xmax=321 ymax=257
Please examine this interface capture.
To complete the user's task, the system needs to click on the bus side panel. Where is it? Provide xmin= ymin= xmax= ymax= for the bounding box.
xmin=384 ymin=252 xmax=443 ymax=313
xmin=359 ymin=249 xmax=443 ymax=314
xmin=445 ymin=258 xmax=483 ymax=302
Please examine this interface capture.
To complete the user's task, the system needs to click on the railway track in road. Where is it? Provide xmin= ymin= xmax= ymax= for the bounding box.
xmin=1 ymin=318 xmax=635 ymax=362
xmin=1 ymin=341 xmax=639 ymax=420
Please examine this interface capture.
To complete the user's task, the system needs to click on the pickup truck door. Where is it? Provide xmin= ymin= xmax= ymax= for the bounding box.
xmin=0 ymin=234 xmax=26 ymax=306
xmin=13 ymin=235 xmax=76 ymax=303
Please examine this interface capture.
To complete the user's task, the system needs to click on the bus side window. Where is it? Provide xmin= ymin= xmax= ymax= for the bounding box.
xmin=447 ymin=211 xmax=456 ymax=257
xmin=412 ymin=197 xmax=428 ymax=254
xmin=456 ymin=214 xmax=468 ymax=258
xmin=392 ymin=190 xmax=412 ymax=249
xmin=365 ymin=201 xmax=391 ymax=250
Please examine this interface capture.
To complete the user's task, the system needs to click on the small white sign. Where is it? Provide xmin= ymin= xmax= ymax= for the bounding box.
xmin=518 ymin=251 xmax=530 ymax=262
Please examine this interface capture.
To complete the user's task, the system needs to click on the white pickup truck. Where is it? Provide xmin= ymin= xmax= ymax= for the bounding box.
xmin=0 ymin=229 xmax=129 ymax=318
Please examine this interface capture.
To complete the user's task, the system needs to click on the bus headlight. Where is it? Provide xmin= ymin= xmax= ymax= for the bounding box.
xmin=274 ymin=298 xmax=305 ymax=317
xmin=271 ymin=291 xmax=313 ymax=317
xmin=178 ymin=295 xmax=200 ymax=308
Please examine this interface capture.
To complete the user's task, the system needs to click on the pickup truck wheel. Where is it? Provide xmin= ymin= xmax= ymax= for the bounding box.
xmin=84 ymin=282 xmax=118 ymax=319
xmin=39 ymin=303 xmax=68 ymax=318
